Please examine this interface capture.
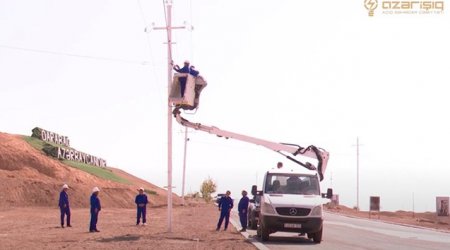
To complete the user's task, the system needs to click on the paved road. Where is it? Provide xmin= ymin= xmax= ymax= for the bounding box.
xmin=232 ymin=212 xmax=450 ymax=250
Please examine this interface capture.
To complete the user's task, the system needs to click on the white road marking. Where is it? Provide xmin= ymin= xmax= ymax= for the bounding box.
xmin=230 ymin=212 xmax=270 ymax=250
xmin=325 ymin=220 xmax=450 ymax=243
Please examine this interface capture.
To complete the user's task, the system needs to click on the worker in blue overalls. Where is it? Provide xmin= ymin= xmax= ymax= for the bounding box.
xmin=173 ymin=60 xmax=190 ymax=97
xmin=238 ymin=190 xmax=249 ymax=232
xmin=216 ymin=190 xmax=233 ymax=231
xmin=58 ymin=184 xmax=71 ymax=228
xmin=135 ymin=187 xmax=149 ymax=226
xmin=89 ymin=187 xmax=101 ymax=233
xmin=189 ymin=65 xmax=199 ymax=77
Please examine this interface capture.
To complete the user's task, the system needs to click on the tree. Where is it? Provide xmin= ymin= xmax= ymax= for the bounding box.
xmin=200 ymin=177 xmax=217 ymax=202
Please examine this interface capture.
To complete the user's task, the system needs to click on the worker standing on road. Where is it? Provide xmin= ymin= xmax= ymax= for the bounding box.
xmin=238 ymin=190 xmax=249 ymax=232
xmin=58 ymin=184 xmax=71 ymax=228
xmin=173 ymin=60 xmax=190 ymax=97
xmin=135 ymin=187 xmax=148 ymax=226
xmin=89 ymin=187 xmax=101 ymax=233
xmin=216 ymin=190 xmax=233 ymax=231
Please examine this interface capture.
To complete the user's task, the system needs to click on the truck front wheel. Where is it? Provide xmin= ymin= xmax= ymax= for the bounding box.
xmin=312 ymin=227 xmax=323 ymax=243
xmin=249 ymin=212 xmax=257 ymax=230
xmin=260 ymin=222 xmax=270 ymax=241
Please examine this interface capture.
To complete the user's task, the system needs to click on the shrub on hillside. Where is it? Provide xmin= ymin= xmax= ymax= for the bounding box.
xmin=200 ymin=177 xmax=217 ymax=202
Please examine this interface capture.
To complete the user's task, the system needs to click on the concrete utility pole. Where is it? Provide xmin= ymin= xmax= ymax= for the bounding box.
xmin=152 ymin=0 xmax=186 ymax=232
xmin=181 ymin=126 xmax=189 ymax=205
xmin=356 ymin=137 xmax=360 ymax=211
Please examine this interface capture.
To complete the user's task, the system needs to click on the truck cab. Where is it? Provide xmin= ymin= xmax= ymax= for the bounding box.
xmin=256 ymin=167 xmax=332 ymax=243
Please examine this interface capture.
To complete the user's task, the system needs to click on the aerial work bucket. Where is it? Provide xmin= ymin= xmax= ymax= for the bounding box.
xmin=169 ymin=73 xmax=207 ymax=110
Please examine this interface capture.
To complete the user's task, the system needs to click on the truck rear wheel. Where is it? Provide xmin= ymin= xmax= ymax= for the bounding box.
xmin=312 ymin=227 xmax=323 ymax=243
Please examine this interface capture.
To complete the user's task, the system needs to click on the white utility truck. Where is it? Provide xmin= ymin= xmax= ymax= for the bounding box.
xmin=170 ymin=72 xmax=332 ymax=243
xmin=253 ymin=165 xmax=332 ymax=242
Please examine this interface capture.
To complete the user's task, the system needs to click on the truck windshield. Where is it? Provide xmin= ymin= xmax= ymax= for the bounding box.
xmin=264 ymin=174 xmax=320 ymax=195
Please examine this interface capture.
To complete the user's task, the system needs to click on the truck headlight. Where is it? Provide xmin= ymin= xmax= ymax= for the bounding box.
xmin=261 ymin=201 xmax=276 ymax=215
xmin=310 ymin=205 xmax=322 ymax=216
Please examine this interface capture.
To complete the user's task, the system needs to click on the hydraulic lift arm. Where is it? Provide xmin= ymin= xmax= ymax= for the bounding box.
xmin=172 ymin=108 xmax=329 ymax=181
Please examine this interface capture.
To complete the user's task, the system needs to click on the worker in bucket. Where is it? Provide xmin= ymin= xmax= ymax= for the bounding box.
xmin=189 ymin=65 xmax=199 ymax=77
xmin=173 ymin=60 xmax=190 ymax=97
xmin=89 ymin=187 xmax=101 ymax=233
xmin=135 ymin=187 xmax=149 ymax=226
xmin=216 ymin=190 xmax=233 ymax=231
xmin=58 ymin=184 xmax=71 ymax=228
xmin=238 ymin=190 xmax=249 ymax=232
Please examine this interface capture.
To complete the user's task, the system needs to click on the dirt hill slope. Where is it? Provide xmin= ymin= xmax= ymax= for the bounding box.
xmin=0 ymin=132 xmax=181 ymax=209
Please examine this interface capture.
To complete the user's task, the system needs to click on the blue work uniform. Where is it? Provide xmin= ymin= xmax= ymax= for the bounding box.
xmin=173 ymin=65 xmax=190 ymax=97
xmin=89 ymin=194 xmax=101 ymax=232
xmin=238 ymin=196 xmax=249 ymax=230
xmin=189 ymin=66 xmax=199 ymax=77
xmin=135 ymin=194 xmax=148 ymax=225
xmin=58 ymin=191 xmax=71 ymax=227
xmin=216 ymin=196 xmax=234 ymax=230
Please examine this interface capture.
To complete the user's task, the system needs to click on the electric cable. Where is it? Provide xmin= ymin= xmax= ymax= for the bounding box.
xmin=137 ymin=0 xmax=165 ymax=105
xmin=0 ymin=44 xmax=149 ymax=65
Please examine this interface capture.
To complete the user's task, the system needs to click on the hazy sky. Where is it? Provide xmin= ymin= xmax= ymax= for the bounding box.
xmin=1 ymin=0 xmax=449 ymax=212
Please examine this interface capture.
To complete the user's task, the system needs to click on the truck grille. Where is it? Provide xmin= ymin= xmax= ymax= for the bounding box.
xmin=276 ymin=207 xmax=311 ymax=216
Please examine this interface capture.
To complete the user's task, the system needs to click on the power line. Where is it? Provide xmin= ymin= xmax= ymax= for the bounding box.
xmin=137 ymin=0 xmax=165 ymax=105
xmin=0 ymin=44 xmax=150 ymax=66
xmin=189 ymin=0 xmax=194 ymax=62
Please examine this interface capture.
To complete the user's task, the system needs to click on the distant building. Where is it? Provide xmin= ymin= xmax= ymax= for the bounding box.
xmin=370 ymin=196 xmax=380 ymax=212
xmin=436 ymin=197 xmax=449 ymax=216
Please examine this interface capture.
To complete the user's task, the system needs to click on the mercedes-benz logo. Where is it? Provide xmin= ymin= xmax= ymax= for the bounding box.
xmin=289 ymin=208 xmax=297 ymax=216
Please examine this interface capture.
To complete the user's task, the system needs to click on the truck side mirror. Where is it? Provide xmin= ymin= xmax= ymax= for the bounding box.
xmin=326 ymin=188 xmax=333 ymax=199
xmin=251 ymin=185 xmax=257 ymax=196
xmin=321 ymin=188 xmax=333 ymax=199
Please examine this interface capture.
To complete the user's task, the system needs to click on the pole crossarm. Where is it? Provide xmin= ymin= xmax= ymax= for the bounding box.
xmin=153 ymin=26 xmax=186 ymax=30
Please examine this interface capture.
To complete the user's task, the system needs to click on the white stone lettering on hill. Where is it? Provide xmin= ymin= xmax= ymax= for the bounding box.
xmin=57 ymin=147 xmax=107 ymax=167
xmin=32 ymin=127 xmax=107 ymax=168
xmin=33 ymin=127 xmax=70 ymax=147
